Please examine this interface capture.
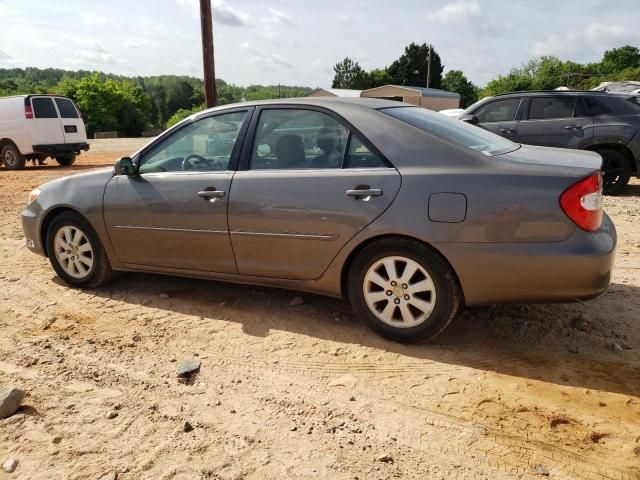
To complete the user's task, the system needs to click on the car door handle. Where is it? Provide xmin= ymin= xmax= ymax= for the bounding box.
xmin=499 ymin=128 xmax=515 ymax=135
xmin=564 ymin=125 xmax=582 ymax=130
xmin=197 ymin=189 xmax=225 ymax=198
xmin=346 ymin=188 xmax=382 ymax=198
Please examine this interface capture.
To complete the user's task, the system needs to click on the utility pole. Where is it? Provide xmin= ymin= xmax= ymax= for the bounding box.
xmin=426 ymin=43 xmax=432 ymax=89
xmin=199 ymin=0 xmax=218 ymax=107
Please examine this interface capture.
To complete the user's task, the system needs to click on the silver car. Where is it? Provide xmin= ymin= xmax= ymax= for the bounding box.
xmin=22 ymin=98 xmax=616 ymax=342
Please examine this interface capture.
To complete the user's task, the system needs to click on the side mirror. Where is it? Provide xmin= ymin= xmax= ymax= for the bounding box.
xmin=114 ymin=157 xmax=136 ymax=176
xmin=460 ymin=114 xmax=479 ymax=125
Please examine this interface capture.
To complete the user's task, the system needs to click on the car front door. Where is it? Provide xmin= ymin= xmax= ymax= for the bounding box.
xmin=103 ymin=108 xmax=252 ymax=272
xmin=515 ymin=96 xmax=594 ymax=148
xmin=471 ymin=97 xmax=522 ymax=140
xmin=227 ymin=107 xmax=401 ymax=280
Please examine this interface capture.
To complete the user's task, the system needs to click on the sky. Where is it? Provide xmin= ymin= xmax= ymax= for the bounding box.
xmin=0 ymin=0 xmax=639 ymax=88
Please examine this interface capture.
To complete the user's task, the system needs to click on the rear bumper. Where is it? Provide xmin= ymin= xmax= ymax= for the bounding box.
xmin=32 ymin=143 xmax=90 ymax=155
xmin=438 ymin=213 xmax=617 ymax=305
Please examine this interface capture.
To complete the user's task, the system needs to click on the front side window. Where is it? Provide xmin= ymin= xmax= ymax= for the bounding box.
xmin=139 ymin=111 xmax=246 ymax=174
xmin=528 ymin=97 xmax=576 ymax=120
xmin=250 ymin=109 xmax=349 ymax=170
xmin=383 ymin=106 xmax=518 ymax=156
xmin=474 ymin=98 xmax=521 ymax=123
xmin=32 ymin=97 xmax=58 ymax=118
xmin=55 ymin=98 xmax=80 ymax=119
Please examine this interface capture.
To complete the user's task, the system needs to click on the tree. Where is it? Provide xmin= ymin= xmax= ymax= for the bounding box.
xmin=441 ymin=70 xmax=478 ymax=108
xmin=369 ymin=68 xmax=391 ymax=88
xmin=331 ymin=57 xmax=370 ymax=89
xmin=387 ymin=43 xmax=444 ymax=89
xmin=601 ymin=45 xmax=640 ymax=72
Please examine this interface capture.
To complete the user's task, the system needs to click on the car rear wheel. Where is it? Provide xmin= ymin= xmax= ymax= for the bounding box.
xmin=348 ymin=238 xmax=462 ymax=343
xmin=1 ymin=144 xmax=26 ymax=170
xmin=55 ymin=154 xmax=77 ymax=167
xmin=45 ymin=212 xmax=113 ymax=288
xmin=599 ymin=148 xmax=631 ymax=195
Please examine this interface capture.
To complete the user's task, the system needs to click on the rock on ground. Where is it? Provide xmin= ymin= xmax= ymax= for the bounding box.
xmin=0 ymin=387 xmax=25 ymax=419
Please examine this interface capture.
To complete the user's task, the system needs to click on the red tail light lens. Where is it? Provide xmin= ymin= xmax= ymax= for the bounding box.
xmin=560 ymin=172 xmax=603 ymax=232
xmin=25 ymin=105 xmax=34 ymax=119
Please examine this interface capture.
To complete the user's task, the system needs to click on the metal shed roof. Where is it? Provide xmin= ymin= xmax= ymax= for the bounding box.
xmin=363 ymin=85 xmax=460 ymax=99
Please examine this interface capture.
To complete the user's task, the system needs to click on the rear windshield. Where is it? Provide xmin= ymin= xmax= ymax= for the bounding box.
xmin=55 ymin=98 xmax=79 ymax=118
xmin=31 ymin=97 xmax=58 ymax=119
xmin=382 ymin=106 xmax=518 ymax=156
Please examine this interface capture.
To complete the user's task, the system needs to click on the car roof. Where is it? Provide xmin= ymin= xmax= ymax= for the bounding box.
xmin=195 ymin=96 xmax=409 ymax=116
xmin=494 ymin=90 xmax=636 ymax=98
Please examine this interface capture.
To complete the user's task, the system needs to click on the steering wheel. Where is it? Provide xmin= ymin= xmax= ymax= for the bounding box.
xmin=181 ymin=154 xmax=209 ymax=171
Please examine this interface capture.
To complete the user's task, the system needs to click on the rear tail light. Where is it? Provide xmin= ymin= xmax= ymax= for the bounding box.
xmin=25 ymin=105 xmax=33 ymax=119
xmin=560 ymin=172 xmax=603 ymax=232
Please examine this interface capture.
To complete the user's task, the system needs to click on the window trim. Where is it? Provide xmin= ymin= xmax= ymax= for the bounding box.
xmin=470 ymin=97 xmax=522 ymax=124
xmin=525 ymin=96 xmax=577 ymax=121
xmin=237 ymin=104 xmax=393 ymax=172
xmin=134 ymin=106 xmax=254 ymax=175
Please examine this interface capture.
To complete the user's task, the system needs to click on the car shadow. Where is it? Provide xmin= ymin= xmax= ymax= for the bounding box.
xmin=56 ymin=271 xmax=640 ymax=399
xmin=0 ymin=163 xmax=114 ymax=173
xmin=620 ymin=182 xmax=640 ymax=197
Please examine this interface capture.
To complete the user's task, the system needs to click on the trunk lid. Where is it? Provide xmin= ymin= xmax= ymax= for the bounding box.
xmin=497 ymin=144 xmax=602 ymax=171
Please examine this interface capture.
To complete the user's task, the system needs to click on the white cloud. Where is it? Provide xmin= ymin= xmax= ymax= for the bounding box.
xmin=80 ymin=11 xmax=112 ymax=26
xmin=334 ymin=13 xmax=351 ymax=24
xmin=177 ymin=0 xmax=249 ymax=27
xmin=124 ymin=38 xmax=157 ymax=49
xmin=268 ymin=8 xmax=293 ymax=25
xmin=242 ymin=42 xmax=292 ymax=71
xmin=428 ymin=1 xmax=480 ymax=23
xmin=33 ymin=40 xmax=62 ymax=49
xmin=533 ymin=23 xmax=640 ymax=60
xmin=427 ymin=1 xmax=506 ymax=37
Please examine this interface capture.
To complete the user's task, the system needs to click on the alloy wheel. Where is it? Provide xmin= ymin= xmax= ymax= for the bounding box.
xmin=53 ymin=225 xmax=94 ymax=279
xmin=363 ymin=256 xmax=436 ymax=328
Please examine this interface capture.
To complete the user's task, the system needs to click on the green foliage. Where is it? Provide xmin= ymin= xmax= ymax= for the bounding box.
xmin=387 ymin=43 xmax=444 ymax=89
xmin=54 ymin=73 xmax=151 ymax=136
xmin=369 ymin=68 xmax=392 ymax=88
xmin=441 ymin=70 xmax=478 ymax=108
xmin=166 ymin=104 xmax=204 ymax=128
xmin=331 ymin=57 xmax=371 ymax=89
xmin=481 ymin=46 xmax=640 ymax=98
xmin=0 ymin=67 xmax=312 ymax=135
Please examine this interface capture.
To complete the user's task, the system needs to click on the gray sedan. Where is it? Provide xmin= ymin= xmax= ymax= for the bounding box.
xmin=22 ymin=98 xmax=616 ymax=342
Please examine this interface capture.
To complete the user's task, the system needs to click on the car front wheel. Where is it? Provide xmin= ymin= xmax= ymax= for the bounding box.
xmin=45 ymin=212 xmax=113 ymax=288
xmin=348 ymin=238 xmax=462 ymax=343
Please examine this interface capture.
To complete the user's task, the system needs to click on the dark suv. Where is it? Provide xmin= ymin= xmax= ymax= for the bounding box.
xmin=461 ymin=91 xmax=640 ymax=194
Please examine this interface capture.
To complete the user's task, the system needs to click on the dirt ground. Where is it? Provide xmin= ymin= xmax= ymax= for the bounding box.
xmin=1 ymin=139 xmax=639 ymax=480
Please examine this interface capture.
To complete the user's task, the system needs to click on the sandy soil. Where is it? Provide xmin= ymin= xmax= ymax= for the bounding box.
xmin=0 ymin=139 xmax=639 ymax=480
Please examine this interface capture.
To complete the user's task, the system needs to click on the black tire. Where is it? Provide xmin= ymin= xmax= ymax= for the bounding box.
xmin=1 ymin=144 xmax=26 ymax=170
xmin=347 ymin=238 xmax=462 ymax=343
xmin=45 ymin=211 xmax=113 ymax=288
xmin=598 ymin=148 xmax=631 ymax=195
xmin=55 ymin=154 xmax=77 ymax=167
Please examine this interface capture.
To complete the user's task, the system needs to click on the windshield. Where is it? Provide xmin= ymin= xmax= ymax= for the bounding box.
xmin=382 ymin=106 xmax=518 ymax=156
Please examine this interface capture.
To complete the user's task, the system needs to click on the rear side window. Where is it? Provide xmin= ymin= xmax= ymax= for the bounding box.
xmin=55 ymin=98 xmax=79 ymax=118
xmin=474 ymin=98 xmax=521 ymax=123
xmin=579 ymin=97 xmax=609 ymax=117
xmin=529 ymin=97 xmax=575 ymax=120
xmin=345 ymin=135 xmax=386 ymax=168
xmin=32 ymin=97 xmax=59 ymax=118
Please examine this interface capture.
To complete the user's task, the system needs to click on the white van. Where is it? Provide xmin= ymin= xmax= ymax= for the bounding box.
xmin=0 ymin=94 xmax=89 ymax=169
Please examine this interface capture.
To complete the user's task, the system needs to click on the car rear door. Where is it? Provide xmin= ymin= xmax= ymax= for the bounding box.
xmin=227 ymin=106 xmax=401 ymax=280
xmin=515 ymin=96 xmax=594 ymax=148
xmin=28 ymin=96 xmax=64 ymax=146
xmin=471 ymin=97 xmax=522 ymax=139
xmin=53 ymin=97 xmax=87 ymax=143
xmin=103 ymin=108 xmax=252 ymax=272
